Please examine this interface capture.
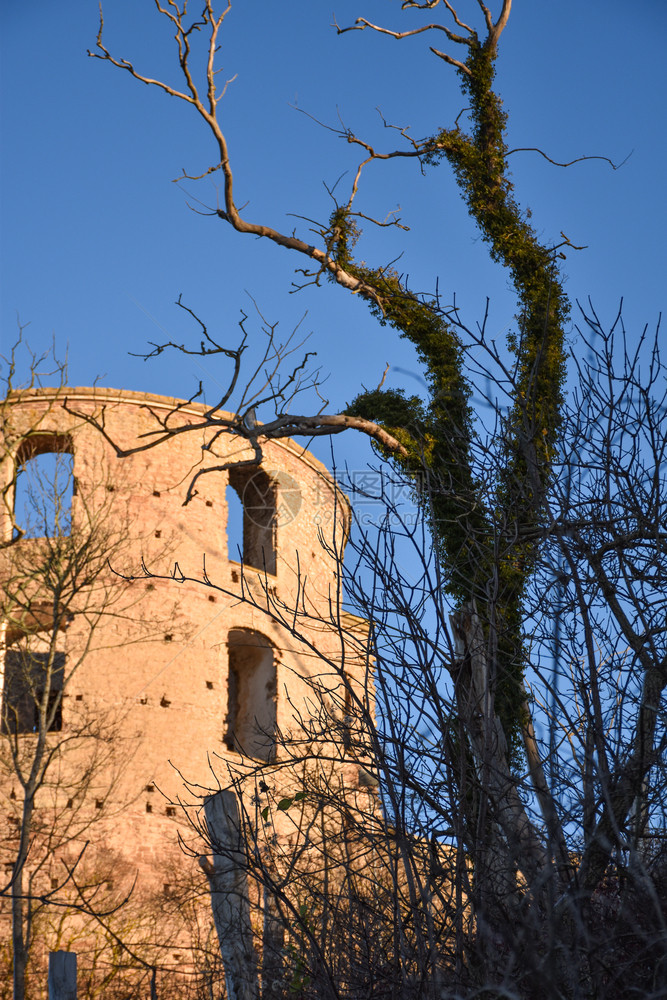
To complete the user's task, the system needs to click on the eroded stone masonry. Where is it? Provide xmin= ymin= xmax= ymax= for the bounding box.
xmin=0 ymin=387 xmax=370 ymax=992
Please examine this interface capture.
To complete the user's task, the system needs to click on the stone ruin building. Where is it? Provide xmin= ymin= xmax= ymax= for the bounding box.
xmin=0 ymin=386 xmax=372 ymax=994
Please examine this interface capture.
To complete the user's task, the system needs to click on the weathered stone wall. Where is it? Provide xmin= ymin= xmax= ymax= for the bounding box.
xmin=0 ymin=387 xmax=370 ymax=989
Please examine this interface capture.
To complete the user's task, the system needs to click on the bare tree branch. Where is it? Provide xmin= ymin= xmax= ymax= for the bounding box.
xmin=507 ymin=146 xmax=632 ymax=170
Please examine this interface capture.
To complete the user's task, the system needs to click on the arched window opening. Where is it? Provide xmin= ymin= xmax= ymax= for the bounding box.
xmin=224 ymin=629 xmax=277 ymax=762
xmin=14 ymin=434 xmax=74 ymax=539
xmin=226 ymin=466 xmax=277 ymax=575
xmin=1 ymin=646 xmax=65 ymax=735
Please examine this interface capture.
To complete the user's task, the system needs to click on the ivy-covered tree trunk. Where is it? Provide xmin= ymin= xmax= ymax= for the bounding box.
xmin=91 ymin=0 xmax=566 ymax=866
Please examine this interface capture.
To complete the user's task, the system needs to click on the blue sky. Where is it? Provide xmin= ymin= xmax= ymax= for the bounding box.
xmin=1 ymin=0 xmax=666 ymax=476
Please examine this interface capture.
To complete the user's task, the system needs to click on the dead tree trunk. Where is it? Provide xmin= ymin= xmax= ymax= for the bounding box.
xmin=47 ymin=951 xmax=77 ymax=1000
xmin=200 ymin=790 xmax=260 ymax=1000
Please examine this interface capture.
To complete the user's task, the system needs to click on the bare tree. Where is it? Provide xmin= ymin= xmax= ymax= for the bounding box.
xmin=142 ymin=312 xmax=666 ymax=999
xmin=0 ymin=349 xmax=188 ymax=999
xmin=0 ymin=459 xmax=126 ymax=998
